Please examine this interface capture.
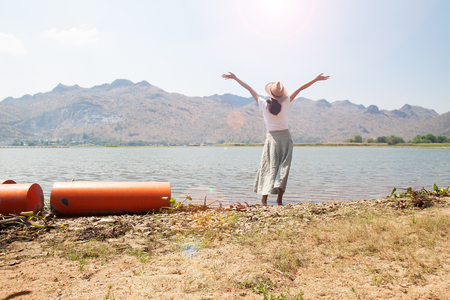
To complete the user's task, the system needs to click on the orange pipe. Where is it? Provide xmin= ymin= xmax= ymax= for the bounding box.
xmin=1 ymin=179 xmax=16 ymax=184
xmin=0 ymin=183 xmax=44 ymax=215
xmin=50 ymin=181 xmax=171 ymax=216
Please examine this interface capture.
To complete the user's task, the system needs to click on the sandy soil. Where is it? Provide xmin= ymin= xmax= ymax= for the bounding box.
xmin=1 ymin=196 xmax=450 ymax=300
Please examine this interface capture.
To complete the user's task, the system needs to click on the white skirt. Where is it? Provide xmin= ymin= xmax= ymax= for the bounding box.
xmin=253 ymin=129 xmax=293 ymax=195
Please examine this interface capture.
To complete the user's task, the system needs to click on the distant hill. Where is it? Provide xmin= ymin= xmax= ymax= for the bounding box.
xmin=204 ymin=94 xmax=254 ymax=107
xmin=0 ymin=79 xmax=447 ymax=143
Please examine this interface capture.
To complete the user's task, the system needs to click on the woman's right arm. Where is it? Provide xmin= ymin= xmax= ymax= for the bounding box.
xmin=222 ymin=72 xmax=259 ymax=102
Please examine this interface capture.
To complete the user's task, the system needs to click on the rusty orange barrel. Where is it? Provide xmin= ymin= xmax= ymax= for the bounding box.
xmin=1 ymin=179 xmax=16 ymax=184
xmin=0 ymin=183 xmax=44 ymax=215
xmin=50 ymin=181 xmax=171 ymax=216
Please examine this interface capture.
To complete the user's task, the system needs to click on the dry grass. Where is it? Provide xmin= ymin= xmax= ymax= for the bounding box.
xmin=1 ymin=197 xmax=450 ymax=299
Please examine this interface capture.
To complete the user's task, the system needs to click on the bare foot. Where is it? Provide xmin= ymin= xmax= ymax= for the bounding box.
xmin=277 ymin=188 xmax=284 ymax=205
xmin=262 ymin=195 xmax=268 ymax=206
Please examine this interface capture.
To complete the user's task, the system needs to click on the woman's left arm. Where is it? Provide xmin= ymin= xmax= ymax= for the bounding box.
xmin=290 ymin=73 xmax=330 ymax=102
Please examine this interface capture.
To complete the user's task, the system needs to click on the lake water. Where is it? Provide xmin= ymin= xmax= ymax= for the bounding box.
xmin=1 ymin=146 xmax=449 ymax=206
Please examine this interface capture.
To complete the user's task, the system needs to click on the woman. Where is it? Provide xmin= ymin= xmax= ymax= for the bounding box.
xmin=222 ymin=72 xmax=330 ymax=205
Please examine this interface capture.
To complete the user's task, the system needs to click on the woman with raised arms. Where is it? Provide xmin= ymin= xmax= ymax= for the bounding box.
xmin=222 ymin=72 xmax=330 ymax=205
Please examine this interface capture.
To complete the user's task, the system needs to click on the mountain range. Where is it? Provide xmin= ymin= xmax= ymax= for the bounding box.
xmin=1 ymin=79 xmax=449 ymax=143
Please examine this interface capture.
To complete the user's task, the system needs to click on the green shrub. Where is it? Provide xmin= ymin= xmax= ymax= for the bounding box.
xmin=412 ymin=134 xmax=448 ymax=143
xmin=345 ymin=134 xmax=362 ymax=143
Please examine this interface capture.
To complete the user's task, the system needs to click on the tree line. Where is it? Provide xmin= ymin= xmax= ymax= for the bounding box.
xmin=346 ymin=134 xmax=449 ymax=145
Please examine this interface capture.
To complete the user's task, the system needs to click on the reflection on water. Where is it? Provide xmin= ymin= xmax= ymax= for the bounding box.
xmin=1 ymin=146 xmax=449 ymax=205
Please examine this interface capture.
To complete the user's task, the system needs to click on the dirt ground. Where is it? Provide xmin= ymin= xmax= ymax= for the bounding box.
xmin=1 ymin=195 xmax=450 ymax=300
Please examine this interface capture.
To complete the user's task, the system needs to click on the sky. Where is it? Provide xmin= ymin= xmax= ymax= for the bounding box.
xmin=1 ymin=0 xmax=449 ymax=113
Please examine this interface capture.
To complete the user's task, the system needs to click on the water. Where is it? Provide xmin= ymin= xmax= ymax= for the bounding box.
xmin=1 ymin=146 xmax=449 ymax=205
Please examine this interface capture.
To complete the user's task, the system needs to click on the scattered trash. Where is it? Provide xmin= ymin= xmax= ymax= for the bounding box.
xmin=98 ymin=218 xmax=115 ymax=224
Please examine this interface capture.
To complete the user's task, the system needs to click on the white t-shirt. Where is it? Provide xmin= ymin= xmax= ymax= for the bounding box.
xmin=258 ymin=96 xmax=291 ymax=132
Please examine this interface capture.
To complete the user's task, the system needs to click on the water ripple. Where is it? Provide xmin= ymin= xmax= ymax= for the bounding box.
xmin=1 ymin=146 xmax=449 ymax=205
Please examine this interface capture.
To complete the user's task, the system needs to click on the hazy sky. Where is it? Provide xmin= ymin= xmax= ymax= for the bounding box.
xmin=1 ymin=0 xmax=449 ymax=113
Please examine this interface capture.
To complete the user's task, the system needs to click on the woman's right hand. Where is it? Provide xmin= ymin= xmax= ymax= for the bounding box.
xmin=315 ymin=73 xmax=330 ymax=81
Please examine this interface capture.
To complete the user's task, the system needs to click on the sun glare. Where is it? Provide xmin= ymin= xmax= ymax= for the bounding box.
xmin=266 ymin=0 xmax=285 ymax=12
xmin=237 ymin=0 xmax=316 ymax=39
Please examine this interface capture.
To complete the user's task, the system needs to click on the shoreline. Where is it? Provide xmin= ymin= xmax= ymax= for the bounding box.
xmin=2 ymin=142 xmax=450 ymax=148
xmin=220 ymin=142 xmax=450 ymax=148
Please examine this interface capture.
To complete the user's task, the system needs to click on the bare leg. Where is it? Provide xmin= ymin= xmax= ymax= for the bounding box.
xmin=261 ymin=195 xmax=268 ymax=206
xmin=277 ymin=188 xmax=284 ymax=205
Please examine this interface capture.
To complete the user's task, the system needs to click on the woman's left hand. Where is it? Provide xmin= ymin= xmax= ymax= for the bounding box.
xmin=222 ymin=72 xmax=237 ymax=80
